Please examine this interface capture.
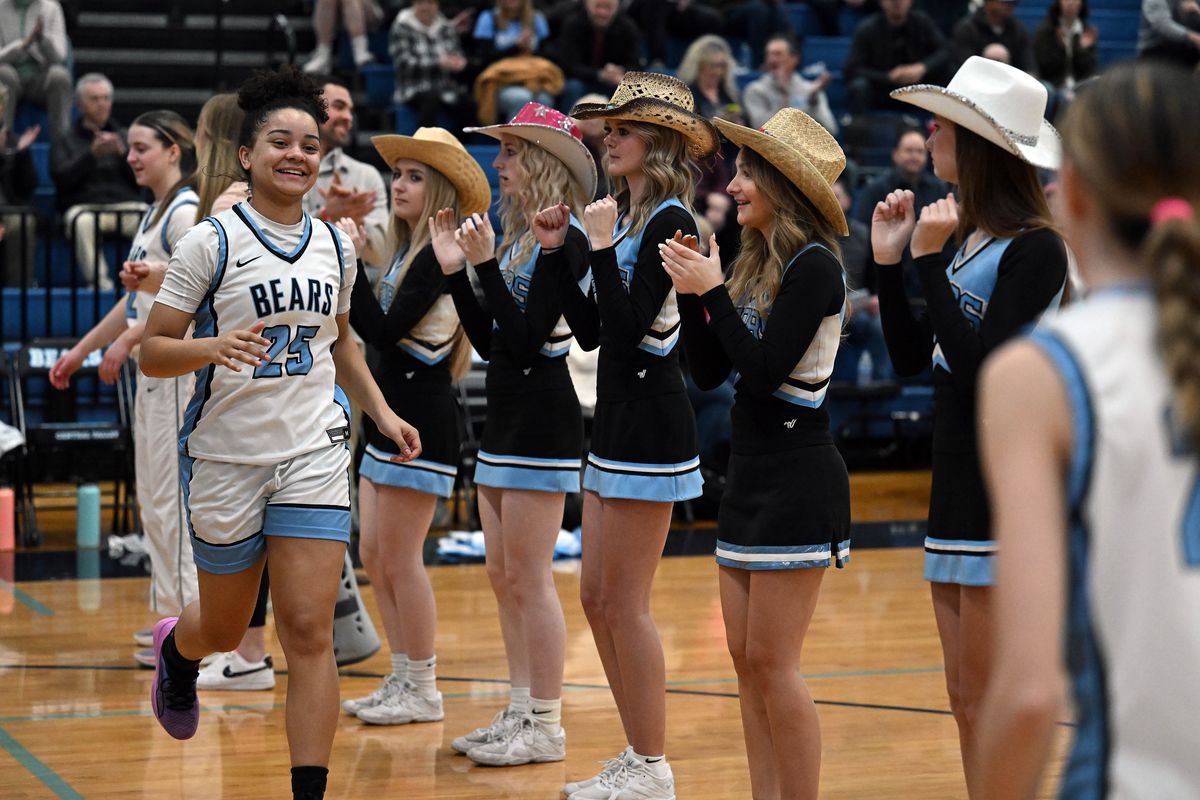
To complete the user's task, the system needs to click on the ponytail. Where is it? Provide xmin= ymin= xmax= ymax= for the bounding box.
xmin=1148 ymin=214 xmax=1200 ymax=451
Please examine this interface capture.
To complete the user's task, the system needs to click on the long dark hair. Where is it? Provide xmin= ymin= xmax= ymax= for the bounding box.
xmin=954 ymin=125 xmax=1055 ymax=243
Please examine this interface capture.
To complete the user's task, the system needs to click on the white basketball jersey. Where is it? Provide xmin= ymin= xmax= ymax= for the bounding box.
xmin=156 ymin=201 xmax=357 ymax=465
xmin=1031 ymin=288 xmax=1200 ymax=799
xmin=126 ymin=188 xmax=199 ymax=327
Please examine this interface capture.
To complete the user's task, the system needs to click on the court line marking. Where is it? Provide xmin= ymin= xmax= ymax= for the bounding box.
xmin=0 ymin=723 xmax=84 ymax=799
xmin=0 ymin=580 xmax=55 ymax=616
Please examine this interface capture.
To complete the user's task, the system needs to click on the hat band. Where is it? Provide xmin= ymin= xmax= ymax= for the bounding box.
xmin=938 ymin=89 xmax=1040 ymax=147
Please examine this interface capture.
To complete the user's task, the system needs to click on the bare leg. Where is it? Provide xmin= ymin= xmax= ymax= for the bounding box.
xmin=312 ymin=0 xmax=336 ymax=45
xmin=173 ymin=558 xmax=266 ymax=659
xmin=343 ymin=0 xmax=366 ymax=36
xmin=932 ymin=581 xmax=988 ymax=799
xmin=957 ymin=586 xmax=993 ymax=799
xmin=265 ymin=536 xmax=345 ymax=766
xmin=374 ymin=485 xmax=438 ymax=659
xmin=480 ymin=485 xmax=529 ymax=689
xmin=357 ymin=478 xmax=403 ymax=651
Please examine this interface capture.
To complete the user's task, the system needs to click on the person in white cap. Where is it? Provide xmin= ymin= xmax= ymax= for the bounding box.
xmin=871 ymin=55 xmax=1070 ymax=798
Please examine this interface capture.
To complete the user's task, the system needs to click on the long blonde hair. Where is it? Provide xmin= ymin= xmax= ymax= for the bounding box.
xmin=498 ymin=137 xmax=589 ymax=268
xmin=604 ymin=121 xmax=695 ymax=236
xmin=676 ymin=34 xmax=740 ymax=103
xmin=194 ymin=93 xmax=246 ymax=220
xmin=387 ymin=164 xmax=473 ymax=381
xmin=1060 ymin=62 xmax=1200 ymax=448
xmin=726 ymin=148 xmax=843 ymax=321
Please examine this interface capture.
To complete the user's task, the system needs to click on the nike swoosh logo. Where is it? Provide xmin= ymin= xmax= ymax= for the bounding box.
xmin=235 ymin=255 xmax=262 ymax=268
xmin=222 ymin=664 xmax=271 ymax=678
xmin=531 ymin=708 xmax=552 ymax=714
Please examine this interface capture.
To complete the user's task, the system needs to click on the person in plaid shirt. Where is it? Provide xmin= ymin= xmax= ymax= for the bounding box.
xmin=389 ymin=0 xmax=475 ymax=129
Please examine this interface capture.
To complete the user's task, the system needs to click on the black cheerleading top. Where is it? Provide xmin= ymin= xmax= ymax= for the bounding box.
xmin=877 ymin=227 xmax=1068 ymax=452
xmin=679 ymin=244 xmax=847 ymax=450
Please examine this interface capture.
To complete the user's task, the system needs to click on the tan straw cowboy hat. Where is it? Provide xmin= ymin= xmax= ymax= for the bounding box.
xmin=371 ymin=128 xmax=492 ymax=216
xmin=465 ymin=102 xmax=598 ymax=199
xmin=890 ymin=56 xmax=1061 ymax=170
xmin=570 ymin=72 xmax=720 ymax=159
xmin=713 ymin=108 xmax=848 ymax=236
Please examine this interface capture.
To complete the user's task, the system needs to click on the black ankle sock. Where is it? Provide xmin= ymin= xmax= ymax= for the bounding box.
xmin=291 ymin=766 xmax=328 ymax=800
xmin=162 ymin=630 xmax=201 ymax=674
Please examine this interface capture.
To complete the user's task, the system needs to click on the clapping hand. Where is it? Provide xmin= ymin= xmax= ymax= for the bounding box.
xmin=455 ymin=213 xmax=496 ymax=267
xmin=660 ymin=230 xmax=721 ymax=296
xmin=583 ymin=195 xmax=618 ymax=250
xmin=430 ymin=207 xmax=466 ymax=275
xmin=911 ymin=193 xmax=958 ymax=259
xmin=334 ymin=216 xmax=367 ymax=254
xmin=871 ymin=189 xmax=917 ymax=265
xmin=533 ymin=203 xmax=571 ymax=251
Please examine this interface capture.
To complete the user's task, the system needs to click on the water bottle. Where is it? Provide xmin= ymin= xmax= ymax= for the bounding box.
xmin=0 ymin=487 xmax=14 ymax=552
xmin=856 ymin=350 xmax=874 ymax=386
xmin=76 ymin=483 xmax=101 ymax=548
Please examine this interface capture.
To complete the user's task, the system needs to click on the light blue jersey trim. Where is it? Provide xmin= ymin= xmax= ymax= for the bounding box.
xmin=234 ymin=202 xmax=313 ymax=260
xmin=397 ymin=340 xmax=453 ymax=365
xmin=179 ymin=217 xmax=228 ymax=456
xmin=715 ymin=539 xmax=850 ymax=570
xmin=160 ymin=194 xmax=199 ymax=255
xmin=583 ymin=453 xmax=703 ymax=502
xmin=923 ymin=536 xmax=996 ymax=586
xmin=360 ymin=444 xmax=456 ymax=497
xmin=263 ymin=504 xmax=351 ymax=541
xmin=475 ymin=450 xmax=581 ymax=492
xmin=181 ymin=453 xmax=267 ymax=574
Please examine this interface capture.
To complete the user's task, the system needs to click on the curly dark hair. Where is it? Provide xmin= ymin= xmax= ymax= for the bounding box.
xmin=236 ymin=64 xmax=328 ymax=150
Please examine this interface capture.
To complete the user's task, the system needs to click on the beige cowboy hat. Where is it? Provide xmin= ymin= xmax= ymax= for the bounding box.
xmin=890 ymin=56 xmax=1061 ymax=170
xmin=713 ymin=108 xmax=848 ymax=236
xmin=371 ymin=128 xmax=492 ymax=216
xmin=570 ymin=72 xmax=720 ymax=160
xmin=464 ymin=102 xmax=598 ymax=199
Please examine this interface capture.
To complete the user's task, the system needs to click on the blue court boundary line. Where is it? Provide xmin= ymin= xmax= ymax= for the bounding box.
xmin=0 ymin=724 xmax=84 ymax=798
xmin=0 ymin=580 xmax=54 ymax=616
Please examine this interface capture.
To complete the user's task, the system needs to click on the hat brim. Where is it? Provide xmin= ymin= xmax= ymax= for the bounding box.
xmin=570 ymin=97 xmax=720 ymax=160
xmin=890 ymin=85 xmax=1061 ymax=171
xmin=712 ymin=117 xmax=848 ymax=237
xmin=463 ymin=123 xmax=598 ymax=200
xmin=371 ymin=135 xmax=492 ymax=216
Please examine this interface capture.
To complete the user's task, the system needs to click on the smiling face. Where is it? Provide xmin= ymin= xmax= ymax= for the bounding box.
xmin=493 ymin=134 xmax=529 ymax=197
xmin=602 ymin=119 xmax=647 ymax=178
xmin=126 ymin=124 xmax=178 ymax=194
xmin=239 ymin=107 xmax=322 ymax=203
xmin=391 ymin=158 xmax=428 ymax=229
xmin=727 ymin=150 xmax=777 ymax=233
xmin=927 ymin=116 xmax=959 ymax=184
xmin=322 ymin=83 xmax=354 ymax=151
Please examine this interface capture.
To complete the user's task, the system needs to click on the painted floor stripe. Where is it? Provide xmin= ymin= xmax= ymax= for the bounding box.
xmin=0 ymin=580 xmax=54 ymax=616
xmin=0 ymin=723 xmax=84 ymax=799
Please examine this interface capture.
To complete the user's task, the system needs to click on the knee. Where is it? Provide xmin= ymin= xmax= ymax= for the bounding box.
xmin=46 ymin=65 xmax=71 ymax=92
xmin=742 ymin=641 xmax=794 ymax=689
xmin=504 ymin=566 xmax=551 ymax=609
xmin=485 ymin=558 xmax=510 ymax=599
xmin=725 ymin=640 xmax=750 ymax=677
xmin=276 ymin=608 xmax=334 ymax=659
xmin=579 ymin=582 xmax=606 ymax=626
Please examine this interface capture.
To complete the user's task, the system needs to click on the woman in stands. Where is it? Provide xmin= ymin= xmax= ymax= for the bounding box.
xmin=48 ymin=109 xmax=199 ymax=668
xmin=139 ymin=66 xmax=419 ymax=800
xmin=977 ymin=61 xmax=1200 ymax=800
xmin=427 ymin=102 xmax=595 ymax=766
xmin=871 ymin=57 xmax=1069 ymax=798
xmin=556 ymin=73 xmax=717 ymax=800
xmin=661 ymin=107 xmax=851 ymax=800
xmin=470 ymin=0 xmax=555 ymax=122
xmin=335 ymin=128 xmax=488 ymax=729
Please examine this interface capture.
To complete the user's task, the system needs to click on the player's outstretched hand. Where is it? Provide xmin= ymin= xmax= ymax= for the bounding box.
xmin=208 ymin=320 xmax=270 ymax=373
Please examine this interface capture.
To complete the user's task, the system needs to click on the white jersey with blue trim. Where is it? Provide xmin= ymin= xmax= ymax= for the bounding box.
xmin=1030 ymin=288 xmax=1200 ymax=799
xmin=126 ymin=187 xmax=199 ymax=327
xmin=738 ymin=243 xmax=844 ymax=408
xmin=933 ymin=235 xmax=1065 ymax=372
xmin=156 ymin=201 xmax=357 ymax=466
xmin=499 ymin=215 xmax=590 ymax=358
xmin=613 ymin=198 xmax=684 ymax=357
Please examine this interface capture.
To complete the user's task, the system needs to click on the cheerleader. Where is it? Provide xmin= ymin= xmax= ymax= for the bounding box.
xmin=661 ymin=107 xmax=851 ymax=800
xmin=427 ymin=102 xmax=596 ymax=765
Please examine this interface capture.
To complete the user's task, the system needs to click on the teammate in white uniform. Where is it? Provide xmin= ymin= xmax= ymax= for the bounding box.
xmin=977 ymin=62 xmax=1200 ymax=799
xmin=139 ymin=67 xmax=420 ymax=800
xmin=48 ymin=110 xmax=199 ymax=661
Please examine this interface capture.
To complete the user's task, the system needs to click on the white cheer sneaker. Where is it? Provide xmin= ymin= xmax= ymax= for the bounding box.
xmin=452 ymin=707 xmax=523 ymax=754
xmin=467 ymin=715 xmax=566 ymax=766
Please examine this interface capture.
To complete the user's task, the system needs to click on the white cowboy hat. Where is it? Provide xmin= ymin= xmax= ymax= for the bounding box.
xmin=890 ymin=56 xmax=1061 ymax=170
xmin=570 ymin=72 xmax=720 ymax=160
xmin=464 ymin=102 xmax=598 ymax=200
xmin=372 ymin=128 xmax=492 ymax=216
xmin=713 ymin=108 xmax=848 ymax=236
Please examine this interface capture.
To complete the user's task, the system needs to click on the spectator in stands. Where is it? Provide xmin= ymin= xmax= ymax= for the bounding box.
xmin=713 ymin=0 xmax=798 ymax=65
xmin=1137 ymin=0 xmax=1200 ymax=66
xmin=0 ymin=0 xmax=70 ymax=139
xmin=1034 ymin=0 xmax=1097 ymax=102
xmin=743 ymin=33 xmax=838 ymax=134
xmin=390 ymin=0 xmax=476 ymax=130
xmin=845 ymin=0 xmax=951 ymax=116
xmin=677 ymin=34 xmax=744 ymax=125
xmin=952 ymin=0 xmax=1035 ymax=73
xmin=626 ymin=0 xmax=724 ymax=68
xmin=51 ymin=73 xmax=146 ymax=290
xmin=550 ymin=0 xmax=641 ymax=109
xmin=303 ymin=0 xmax=384 ymax=73
xmin=301 ymin=78 xmax=390 ymax=276
xmin=470 ymin=0 xmax=557 ymax=122
xmin=981 ymin=41 xmax=1010 ymax=62
xmin=0 ymin=83 xmax=39 ymax=287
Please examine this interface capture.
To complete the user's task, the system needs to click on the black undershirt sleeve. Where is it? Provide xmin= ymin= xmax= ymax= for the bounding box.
xmin=556 ymin=228 xmax=600 ymax=351
xmin=446 ymin=268 xmax=493 ymax=357
xmin=876 ymin=258 xmax=935 ymax=377
xmin=678 ymin=292 xmax=731 ymax=390
xmin=349 ymin=246 xmax=446 ymax=350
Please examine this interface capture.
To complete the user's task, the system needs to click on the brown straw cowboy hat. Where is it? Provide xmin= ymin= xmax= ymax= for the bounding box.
xmin=713 ymin=108 xmax=849 ymax=236
xmin=371 ymin=128 xmax=492 ymax=216
xmin=570 ymin=72 xmax=720 ymax=160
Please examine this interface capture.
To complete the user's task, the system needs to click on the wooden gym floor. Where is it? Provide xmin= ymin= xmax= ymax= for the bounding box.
xmin=0 ymin=472 xmax=1069 ymax=799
